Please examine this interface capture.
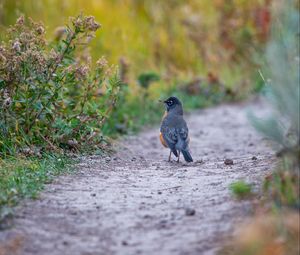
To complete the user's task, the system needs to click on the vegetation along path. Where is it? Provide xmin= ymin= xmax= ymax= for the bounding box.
xmin=0 ymin=100 xmax=274 ymax=255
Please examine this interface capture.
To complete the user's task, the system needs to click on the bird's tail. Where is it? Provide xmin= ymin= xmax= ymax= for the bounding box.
xmin=181 ymin=150 xmax=193 ymax=162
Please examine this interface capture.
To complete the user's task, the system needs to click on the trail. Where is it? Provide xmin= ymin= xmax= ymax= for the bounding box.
xmin=0 ymin=100 xmax=274 ymax=255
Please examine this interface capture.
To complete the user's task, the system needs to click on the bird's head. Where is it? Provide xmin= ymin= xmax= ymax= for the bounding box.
xmin=162 ymin=96 xmax=183 ymax=114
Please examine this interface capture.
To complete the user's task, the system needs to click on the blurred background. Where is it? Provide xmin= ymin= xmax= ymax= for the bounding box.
xmin=0 ymin=0 xmax=281 ymax=140
xmin=0 ymin=1 xmax=299 ymax=254
xmin=0 ymin=0 xmax=272 ymax=95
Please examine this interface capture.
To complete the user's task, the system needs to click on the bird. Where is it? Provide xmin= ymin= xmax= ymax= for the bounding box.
xmin=160 ymin=96 xmax=193 ymax=162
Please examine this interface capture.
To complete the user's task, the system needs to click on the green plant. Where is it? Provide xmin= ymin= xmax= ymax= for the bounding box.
xmin=0 ymin=154 xmax=74 ymax=228
xmin=249 ymin=2 xmax=299 ymax=208
xmin=264 ymin=162 xmax=299 ymax=209
xmin=249 ymin=4 xmax=299 ymax=151
xmin=137 ymin=72 xmax=160 ymax=90
xmin=230 ymin=180 xmax=253 ymax=199
xmin=0 ymin=15 xmax=121 ymax=155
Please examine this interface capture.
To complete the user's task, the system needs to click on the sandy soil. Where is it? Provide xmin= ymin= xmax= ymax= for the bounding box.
xmin=0 ymin=100 xmax=274 ymax=255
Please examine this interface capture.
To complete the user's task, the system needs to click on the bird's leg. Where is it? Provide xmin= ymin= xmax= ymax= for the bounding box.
xmin=177 ymin=151 xmax=180 ymax=163
xmin=168 ymin=150 xmax=172 ymax=162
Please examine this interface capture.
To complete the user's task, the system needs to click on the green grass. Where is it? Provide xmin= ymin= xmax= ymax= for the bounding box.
xmin=0 ymin=154 xmax=74 ymax=228
xmin=230 ymin=180 xmax=253 ymax=199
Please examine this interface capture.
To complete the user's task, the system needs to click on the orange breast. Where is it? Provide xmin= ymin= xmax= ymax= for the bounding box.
xmin=160 ymin=111 xmax=168 ymax=148
xmin=159 ymin=132 xmax=168 ymax=148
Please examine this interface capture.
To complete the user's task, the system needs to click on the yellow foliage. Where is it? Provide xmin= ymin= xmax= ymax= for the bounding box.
xmin=0 ymin=0 xmax=269 ymax=91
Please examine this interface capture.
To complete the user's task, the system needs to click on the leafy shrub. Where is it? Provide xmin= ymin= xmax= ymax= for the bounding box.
xmin=249 ymin=2 xmax=299 ymax=208
xmin=249 ymin=3 xmax=299 ymax=152
xmin=230 ymin=180 xmax=253 ymax=199
xmin=0 ymin=15 xmax=121 ymax=155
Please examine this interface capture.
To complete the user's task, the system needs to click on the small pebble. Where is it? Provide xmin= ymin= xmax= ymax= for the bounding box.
xmin=185 ymin=208 xmax=196 ymax=216
xmin=224 ymin=158 xmax=234 ymax=165
xmin=91 ymin=193 xmax=96 ymax=197
xmin=122 ymin=240 xmax=128 ymax=246
xmin=251 ymin=156 xmax=257 ymax=160
xmin=158 ymin=219 xmax=168 ymax=229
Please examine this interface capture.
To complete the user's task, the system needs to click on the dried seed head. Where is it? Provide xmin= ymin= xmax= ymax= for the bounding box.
xmin=85 ymin=16 xmax=101 ymax=31
xmin=2 ymin=89 xmax=9 ymax=98
xmin=105 ymin=64 xmax=116 ymax=77
xmin=3 ymin=97 xmax=12 ymax=108
xmin=36 ymin=26 xmax=45 ymax=35
xmin=49 ymin=48 xmax=59 ymax=61
xmin=75 ymin=65 xmax=89 ymax=80
xmin=16 ymin=15 xmax=25 ymax=26
xmin=96 ymin=56 xmax=108 ymax=69
xmin=73 ymin=17 xmax=83 ymax=29
xmin=12 ymin=40 xmax=21 ymax=52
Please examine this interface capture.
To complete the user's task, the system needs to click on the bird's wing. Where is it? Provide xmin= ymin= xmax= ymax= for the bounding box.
xmin=178 ymin=126 xmax=188 ymax=140
xmin=161 ymin=125 xmax=178 ymax=156
xmin=176 ymin=127 xmax=189 ymax=150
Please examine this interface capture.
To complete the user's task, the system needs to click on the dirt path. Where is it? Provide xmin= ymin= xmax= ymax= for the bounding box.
xmin=0 ymin=100 xmax=274 ymax=255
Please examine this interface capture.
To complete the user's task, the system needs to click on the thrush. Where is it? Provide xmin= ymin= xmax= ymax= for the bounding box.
xmin=160 ymin=96 xmax=193 ymax=162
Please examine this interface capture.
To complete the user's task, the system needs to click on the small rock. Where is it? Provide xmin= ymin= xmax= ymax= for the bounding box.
xmin=251 ymin=156 xmax=258 ymax=160
xmin=131 ymin=157 xmax=136 ymax=161
xmin=158 ymin=219 xmax=168 ymax=229
xmin=185 ymin=208 xmax=196 ymax=216
xmin=91 ymin=193 xmax=96 ymax=197
xmin=224 ymin=158 xmax=234 ymax=165
xmin=62 ymin=241 xmax=69 ymax=246
xmin=105 ymin=157 xmax=111 ymax=162
xmin=158 ymin=191 xmax=162 ymax=195
xmin=122 ymin=240 xmax=128 ymax=246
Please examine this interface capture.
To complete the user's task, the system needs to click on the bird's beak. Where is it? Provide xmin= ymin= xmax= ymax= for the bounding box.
xmin=158 ymin=99 xmax=164 ymax=104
